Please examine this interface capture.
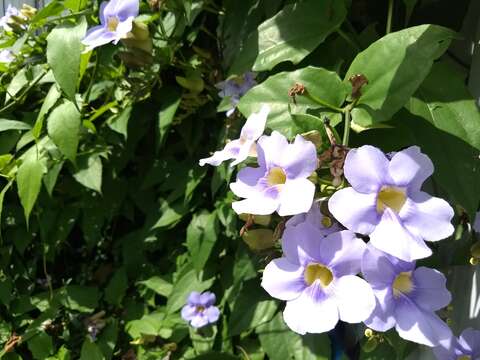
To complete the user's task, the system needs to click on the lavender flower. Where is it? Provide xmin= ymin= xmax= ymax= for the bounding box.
xmin=362 ymin=244 xmax=452 ymax=347
xmin=230 ymin=131 xmax=317 ymax=216
xmin=474 ymin=211 xmax=480 ymax=233
xmin=329 ymin=145 xmax=454 ymax=262
xmin=261 ymin=223 xmax=375 ymax=334
xmin=82 ymin=0 xmax=139 ymax=51
xmin=199 ymin=105 xmax=269 ymax=167
xmin=433 ymin=328 xmax=480 ymax=359
xmin=0 ymin=5 xmax=25 ymax=31
xmin=285 ymin=200 xmax=341 ymax=236
xmin=216 ymin=72 xmax=256 ymax=116
xmin=181 ymin=291 xmax=220 ymax=328
xmin=0 ymin=49 xmax=14 ymax=63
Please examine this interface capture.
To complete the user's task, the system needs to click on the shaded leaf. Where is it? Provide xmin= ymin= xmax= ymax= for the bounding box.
xmin=72 ymin=154 xmax=103 ymax=193
xmin=186 ymin=211 xmax=218 ymax=273
xmin=47 ymin=101 xmax=81 ymax=163
xmin=17 ymin=157 xmax=46 ymax=224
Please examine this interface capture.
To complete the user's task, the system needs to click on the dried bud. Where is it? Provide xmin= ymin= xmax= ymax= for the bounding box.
xmin=349 ymin=74 xmax=368 ymax=99
xmin=288 ymin=83 xmax=306 ymax=104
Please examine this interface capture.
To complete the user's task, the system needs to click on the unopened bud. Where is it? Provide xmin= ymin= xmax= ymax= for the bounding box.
xmin=122 ymin=21 xmax=152 ymax=54
xmin=20 ymin=4 xmax=37 ymax=19
xmin=301 ymin=130 xmax=323 ymax=150
xmin=363 ymin=336 xmax=378 ymax=353
xmin=242 ymin=229 xmax=275 ymax=251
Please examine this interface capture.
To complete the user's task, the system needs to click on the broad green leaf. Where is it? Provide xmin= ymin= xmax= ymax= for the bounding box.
xmin=31 ymin=0 xmax=66 ymax=23
xmin=230 ymin=0 xmax=347 ymax=74
xmin=5 ymin=68 xmax=28 ymax=103
xmin=47 ymin=101 xmax=81 ymax=163
xmin=257 ymin=313 xmax=331 ymax=360
xmin=43 ymin=161 xmax=64 ymax=196
xmin=166 ymin=268 xmax=215 ymax=313
xmin=72 ymin=154 xmax=103 ymax=192
xmin=0 ymin=119 xmax=31 ymax=132
xmin=157 ymin=87 xmax=181 ymax=149
xmin=46 ymin=346 xmax=71 ymax=360
xmin=104 ymin=268 xmax=128 ymax=306
xmin=407 ymin=61 xmax=480 ymax=151
xmin=345 ymin=25 xmax=455 ymax=127
xmin=0 ymin=179 xmax=12 ymax=235
xmin=80 ymin=338 xmax=104 ymax=360
xmin=27 ymin=332 xmax=53 ymax=360
xmin=60 ymin=285 xmax=99 ymax=313
xmin=186 ymin=211 xmax=218 ymax=273
xmin=151 ymin=199 xmax=190 ymax=230
xmin=97 ymin=320 xmax=118 ymax=360
xmin=46 ymin=17 xmax=87 ymax=101
xmin=238 ymin=66 xmax=349 ymax=137
xmin=228 ymin=281 xmax=278 ymax=336
xmin=138 ymin=276 xmax=173 ymax=297
xmin=107 ymin=105 xmax=132 ymax=139
xmin=125 ymin=312 xmax=164 ymax=338
xmin=33 ymin=84 xmax=61 ymax=139
xmin=17 ymin=158 xmax=46 ymax=224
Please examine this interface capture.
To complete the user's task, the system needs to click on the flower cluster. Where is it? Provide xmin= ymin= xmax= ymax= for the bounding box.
xmin=198 ymin=103 xmax=463 ymax=348
xmin=181 ymin=291 xmax=220 ymax=329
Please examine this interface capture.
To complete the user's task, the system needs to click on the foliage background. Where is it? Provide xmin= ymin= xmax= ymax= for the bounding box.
xmin=0 ymin=0 xmax=478 ymax=359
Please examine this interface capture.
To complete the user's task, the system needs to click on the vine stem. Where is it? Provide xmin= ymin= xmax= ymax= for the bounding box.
xmin=386 ymin=0 xmax=394 ymax=34
xmin=342 ymin=106 xmax=351 ymax=146
xmin=304 ymin=92 xmax=343 ymax=113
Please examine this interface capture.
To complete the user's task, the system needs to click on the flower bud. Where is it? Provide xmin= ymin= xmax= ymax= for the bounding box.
xmin=122 ymin=21 xmax=152 ymax=54
xmin=301 ymin=130 xmax=323 ymax=150
xmin=242 ymin=229 xmax=275 ymax=251
xmin=20 ymin=4 xmax=37 ymax=19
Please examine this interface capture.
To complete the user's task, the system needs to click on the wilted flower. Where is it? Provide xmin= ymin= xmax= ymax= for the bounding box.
xmin=285 ymin=200 xmax=341 ymax=236
xmin=217 ymin=72 xmax=256 ymax=116
xmin=181 ymin=291 xmax=220 ymax=328
xmin=362 ymin=245 xmax=452 ymax=347
xmin=0 ymin=5 xmax=26 ymax=31
xmin=82 ymin=0 xmax=139 ymax=51
xmin=199 ymin=105 xmax=269 ymax=167
xmin=329 ymin=145 xmax=454 ymax=262
xmin=261 ymin=223 xmax=375 ymax=334
xmin=230 ymin=131 xmax=317 ymax=216
xmin=0 ymin=49 xmax=14 ymax=63
xmin=433 ymin=328 xmax=480 ymax=359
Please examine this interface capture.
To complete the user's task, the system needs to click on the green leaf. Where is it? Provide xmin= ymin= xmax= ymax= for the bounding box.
xmin=345 ymin=25 xmax=455 ymax=127
xmin=166 ymin=268 xmax=215 ymax=313
xmin=31 ymin=0 xmax=66 ymax=23
xmin=60 ymin=285 xmax=99 ymax=313
xmin=97 ymin=320 xmax=118 ymax=360
xmin=33 ymin=84 xmax=61 ymax=139
xmin=0 ymin=180 xmax=13 ymax=234
xmin=72 ymin=154 xmax=103 ymax=193
xmin=0 ymin=119 xmax=31 ymax=132
xmin=17 ymin=157 xmax=46 ymax=224
xmin=228 ymin=281 xmax=278 ymax=336
xmin=27 ymin=332 xmax=54 ymax=360
xmin=125 ymin=312 xmax=164 ymax=338
xmin=257 ymin=313 xmax=331 ymax=360
xmin=43 ymin=161 xmax=64 ymax=196
xmin=230 ymin=0 xmax=347 ymax=74
xmin=47 ymin=101 xmax=81 ymax=163
xmin=46 ymin=17 xmax=87 ymax=101
xmin=157 ymin=87 xmax=181 ymax=149
xmin=186 ymin=211 xmax=218 ymax=273
xmin=80 ymin=338 xmax=104 ymax=360
xmin=104 ymin=268 xmax=128 ymax=306
xmin=138 ymin=276 xmax=173 ymax=297
xmin=47 ymin=346 xmax=71 ymax=360
xmin=238 ymin=66 xmax=348 ymax=137
xmin=107 ymin=105 xmax=132 ymax=139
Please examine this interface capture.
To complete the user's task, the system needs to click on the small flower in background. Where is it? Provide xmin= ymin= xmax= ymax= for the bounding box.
xmin=216 ymin=72 xmax=256 ymax=116
xmin=362 ymin=245 xmax=452 ymax=347
xmin=329 ymin=145 xmax=454 ymax=262
xmin=433 ymin=328 xmax=480 ymax=359
xmin=181 ymin=291 xmax=220 ymax=329
xmin=0 ymin=49 xmax=14 ymax=63
xmin=473 ymin=211 xmax=480 ymax=233
xmin=84 ymin=311 xmax=107 ymax=341
xmin=261 ymin=223 xmax=375 ymax=335
xmin=199 ymin=105 xmax=269 ymax=167
xmin=82 ymin=0 xmax=139 ymax=52
xmin=285 ymin=200 xmax=341 ymax=236
xmin=0 ymin=5 xmax=26 ymax=32
xmin=230 ymin=131 xmax=317 ymax=216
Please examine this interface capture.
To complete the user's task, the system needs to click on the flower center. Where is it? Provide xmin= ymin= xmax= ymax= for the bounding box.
xmin=457 ymin=356 xmax=471 ymax=360
xmin=195 ymin=305 xmax=205 ymax=313
xmin=321 ymin=216 xmax=332 ymax=228
xmin=267 ymin=167 xmax=286 ymax=187
xmin=304 ymin=263 xmax=333 ymax=287
xmin=107 ymin=16 xmax=119 ymax=32
xmin=376 ymin=186 xmax=406 ymax=213
xmin=392 ymin=272 xmax=414 ymax=297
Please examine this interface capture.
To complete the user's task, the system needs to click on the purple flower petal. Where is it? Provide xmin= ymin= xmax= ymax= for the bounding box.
xmin=204 ymin=306 xmax=220 ymax=323
xmin=257 ymin=131 xmax=289 ymax=170
xmin=188 ymin=291 xmax=201 ymax=304
xmin=328 ymin=188 xmax=379 ymax=234
xmin=190 ymin=314 xmax=209 ymax=328
xmin=114 ymin=17 xmax=135 ymax=40
xmin=280 ymin=135 xmax=317 ymax=179
xmin=99 ymin=1 xmax=108 ymax=24
xmin=411 ymin=267 xmax=451 ymax=312
xmin=231 ymin=192 xmax=279 ymax=215
xmin=459 ymin=328 xmax=480 ymax=355
xmin=281 ymin=223 xmax=323 ymax=266
xmin=240 ymin=104 xmax=269 ymax=140
xmin=261 ymin=258 xmax=305 ymax=301
xmin=401 ymin=192 xmax=454 ymax=242
xmin=364 ymin=287 xmax=396 ymax=331
xmin=277 ymin=178 xmax=315 ymax=216
xmin=333 ymin=275 xmax=375 ymax=323
xmin=104 ymin=0 xmax=139 ymax=21
xmin=283 ymin=283 xmax=339 ymax=335
xmin=181 ymin=304 xmax=197 ymax=321
xmin=229 ymin=166 xmax=264 ymax=198
xmin=199 ymin=140 xmax=242 ymax=166
xmin=321 ymin=230 xmax=365 ymax=276
xmin=286 ymin=201 xmax=341 ymax=236
xmin=344 ymin=145 xmax=390 ymax=193
xmin=82 ymin=26 xmax=116 ymax=50
xmin=474 ymin=212 xmax=480 ymax=233
xmin=199 ymin=292 xmax=216 ymax=306
xmin=369 ymin=208 xmax=432 ymax=262
xmin=394 ymin=298 xmax=452 ymax=347
xmin=388 ymin=146 xmax=433 ymax=191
